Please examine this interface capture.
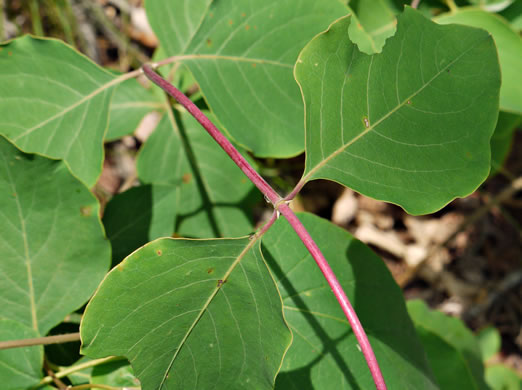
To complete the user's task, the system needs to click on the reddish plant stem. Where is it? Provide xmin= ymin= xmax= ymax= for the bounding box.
xmin=142 ymin=64 xmax=387 ymax=390
xmin=142 ymin=64 xmax=280 ymax=206
xmin=278 ymin=202 xmax=386 ymax=390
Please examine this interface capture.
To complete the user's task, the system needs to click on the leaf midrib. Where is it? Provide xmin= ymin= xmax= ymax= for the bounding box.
xmin=302 ymin=34 xmax=490 ymax=183
xmin=158 ymin=237 xmax=259 ymax=389
xmin=0 ymin=149 xmax=38 ymax=331
xmin=11 ymin=76 xmax=120 ymax=142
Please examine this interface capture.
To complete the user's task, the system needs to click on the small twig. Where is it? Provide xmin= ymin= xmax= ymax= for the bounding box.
xmin=32 ymin=356 xmax=123 ymax=389
xmin=66 ymin=384 xmax=123 ymax=390
xmin=44 ymin=358 xmax=68 ymax=390
xmin=0 ymin=0 xmax=5 ymax=41
xmin=142 ymin=64 xmax=388 ymax=390
xmin=29 ymin=0 xmax=44 ymax=36
xmin=0 ymin=332 xmax=80 ymax=350
xmin=50 ymin=0 xmax=75 ymax=45
xmin=446 ymin=0 xmax=458 ymax=12
xmin=142 ymin=64 xmax=281 ymax=206
xmin=411 ymin=0 xmax=421 ymax=9
xmin=82 ymin=0 xmax=149 ymax=65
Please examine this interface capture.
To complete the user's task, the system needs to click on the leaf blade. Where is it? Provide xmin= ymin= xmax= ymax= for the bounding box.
xmin=262 ymin=213 xmax=438 ymax=389
xmin=435 ymin=8 xmax=522 ymax=114
xmin=296 ymin=8 xmax=501 ymax=215
xmin=0 ymin=136 xmax=110 ymax=335
xmin=0 ymin=36 xmax=116 ymax=186
xmin=80 ymin=237 xmax=291 ymax=390
xmin=147 ymin=0 xmax=349 ymax=157
xmin=407 ymin=300 xmax=489 ymax=390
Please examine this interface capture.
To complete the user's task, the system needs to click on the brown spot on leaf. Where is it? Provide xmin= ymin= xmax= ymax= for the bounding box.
xmin=171 ymin=232 xmax=182 ymax=238
xmin=245 ymin=25 xmax=250 ymax=31
xmin=157 ymin=250 xmax=162 ymax=256
xmin=217 ymin=279 xmax=227 ymax=287
xmin=80 ymin=206 xmax=92 ymax=216
xmin=251 ymin=63 xmax=257 ymax=68
xmin=8 ymin=51 xmax=12 ymax=56
xmin=228 ymin=19 xmax=233 ymax=26
xmin=182 ymin=173 xmax=192 ymax=183
xmin=407 ymin=100 xmax=412 ymax=105
xmin=207 ymin=267 xmax=214 ymax=274
xmin=241 ymin=12 xmax=246 ymax=17
xmin=206 ymin=38 xmax=212 ymax=47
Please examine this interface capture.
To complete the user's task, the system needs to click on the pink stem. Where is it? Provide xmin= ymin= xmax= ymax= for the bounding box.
xmin=142 ymin=64 xmax=280 ymax=206
xmin=142 ymin=64 xmax=387 ymax=390
xmin=278 ymin=202 xmax=386 ymax=390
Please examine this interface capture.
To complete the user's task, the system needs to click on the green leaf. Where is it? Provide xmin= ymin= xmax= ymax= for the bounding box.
xmin=476 ymin=326 xmax=501 ymax=361
xmin=347 ymin=0 xmax=397 ymax=54
xmin=296 ymin=7 xmax=501 ymax=215
xmin=103 ymin=184 xmax=178 ymax=263
xmin=0 ymin=36 xmax=116 ymax=187
xmin=261 ymin=213 xmax=437 ymax=389
xmin=146 ymin=0 xmax=349 ymax=157
xmin=436 ymin=8 xmax=522 ymax=115
xmin=136 ymin=109 xmax=258 ymax=238
xmin=485 ymin=364 xmax=522 ymax=390
xmin=92 ymin=360 xmax=139 ymax=387
xmin=407 ymin=300 xmax=489 ymax=390
xmin=80 ymin=237 xmax=291 ymax=390
xmin=490 ymin=112 xmax=521 ymax=175
xmin=0 ymin=319 xmax=42 ymax=390
xmin=0 ymin=136 xmax=110 ymax=335
xmin=467 ymin=0 xmax=515 ymax=12
xmin=500 ymin=1 xmax=522 ymax=31
xmin=106 ymin=76 xmax=165 ymax=141
xmin=146 ymin=0 xmax=213 ymax=56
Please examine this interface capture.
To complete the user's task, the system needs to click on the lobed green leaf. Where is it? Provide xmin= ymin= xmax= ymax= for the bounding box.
xmin=262 ymin=213 xmax=438 ymax=389
xmin=80 ymin=237 xmax=291 ymax=390
xmin=436 ymin=7 xmax=522 ymax=114
xmin=146 ymin=0 xmax=349 ymax=157
xmin=136 ymin=109 xmax=258 ymax=239
xmin=0 ymin=136 xmax=110 ymax=335
xmin=0 ymin=319 xmax=42 ymax=390
xmin=296 ymin=7 xmax=501 ymax=215
xmin=0 ymin=36 xmax=116 ymax=187
xmin=407 ymin=300 xmax=489 ymax=390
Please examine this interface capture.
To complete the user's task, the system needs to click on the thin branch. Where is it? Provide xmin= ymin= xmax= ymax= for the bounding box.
xmin=142 ymin=65 xmax=387 ymax=390
xmin=0 ymin=0 xmax=5 ymax=41
xmin=29 ymin=0 xmax=43 ymax=36
xmin=32 ymin=356 xmax=123 ymax=389
xmin=142 ymin=64 xmax=281 ymax=206
xmin=411 ymin=0 xmax=421 ymax=9
xmin=67 ymin=384 xmax=130 ymax=390
xmin=446 ymin=0 xmax=458 ymax=12
xmin=0 ymin=332 xmax=80 ymax=350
